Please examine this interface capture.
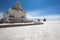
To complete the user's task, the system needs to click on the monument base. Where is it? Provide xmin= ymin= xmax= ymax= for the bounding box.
xmin=0 ymin=22 xmax=43 ymax=28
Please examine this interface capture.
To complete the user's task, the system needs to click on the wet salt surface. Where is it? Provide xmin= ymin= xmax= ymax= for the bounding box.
xmin=0 ymin=21 xmax=60 ymax=40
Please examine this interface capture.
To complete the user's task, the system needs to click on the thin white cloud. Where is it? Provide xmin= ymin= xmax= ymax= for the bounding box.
xmin=26 ymin=11 xmax=60 ymax=21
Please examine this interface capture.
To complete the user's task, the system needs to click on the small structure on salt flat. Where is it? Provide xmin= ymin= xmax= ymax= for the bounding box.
xmin=0 ymin=1 xmax=43 ymax=27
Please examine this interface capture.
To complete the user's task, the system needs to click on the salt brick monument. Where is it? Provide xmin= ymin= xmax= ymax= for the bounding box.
xmin=3 ymin=1 xmax=26 ymax=23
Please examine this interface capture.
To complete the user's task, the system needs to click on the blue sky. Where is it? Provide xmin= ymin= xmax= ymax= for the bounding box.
xmin=0 ymin=0 xmax=60 ymax=20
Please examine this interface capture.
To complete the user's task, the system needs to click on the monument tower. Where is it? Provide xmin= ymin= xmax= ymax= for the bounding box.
xmin=3 ymin=0 xmax=26 ymax=23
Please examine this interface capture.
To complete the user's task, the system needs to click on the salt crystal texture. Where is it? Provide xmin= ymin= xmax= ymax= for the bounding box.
xmin=0 ymin=21 xmax=60 ymax=40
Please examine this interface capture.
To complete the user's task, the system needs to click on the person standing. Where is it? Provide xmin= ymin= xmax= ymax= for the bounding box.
xmin=43 ymin=18 xmax=46 ymax=22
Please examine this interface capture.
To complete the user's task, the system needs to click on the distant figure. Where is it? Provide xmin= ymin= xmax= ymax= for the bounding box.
xmin=43 ymin=18 xmax=46 ymax=22
xmin=38 ymin=19 xmax=40 ymax=22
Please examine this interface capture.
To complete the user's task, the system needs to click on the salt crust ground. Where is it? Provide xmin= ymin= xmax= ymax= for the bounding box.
xmin=0 ymin=21 xmax=60 ymax=40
